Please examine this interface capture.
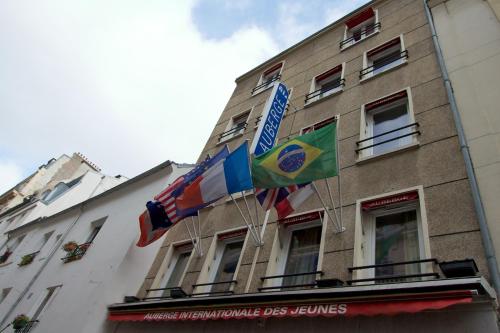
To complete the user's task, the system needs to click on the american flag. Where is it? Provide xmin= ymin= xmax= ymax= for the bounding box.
xmin=154 ymin=176 xmax=185 ymax=224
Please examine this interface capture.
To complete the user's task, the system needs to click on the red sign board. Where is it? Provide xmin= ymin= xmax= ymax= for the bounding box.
xmin=108 ymin=297 xmax=471 ymax=322
xmin=362 ymin=191 xmax=419 ymax=211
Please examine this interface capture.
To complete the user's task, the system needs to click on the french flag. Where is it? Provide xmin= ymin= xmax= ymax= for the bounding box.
xmin=176 ymin=142 xmax=253 ymax=215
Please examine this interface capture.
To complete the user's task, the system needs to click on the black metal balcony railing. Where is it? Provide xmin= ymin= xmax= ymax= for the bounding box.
xmin=18 ymin=251 xmax=40 ymax=266
xmin=251 ymin=75 xmax=281 ymax=94
xmin=219 ymin=123 xmax=247 ymax=141
xmin=143 ymin=287 xmax=187 ymax=300
xmin=304 ymin=79 xmax=345 ymax=104
xmin=360 ymin=50 xmax=409 ymax=79
xmin=346 ymin=258 xmax=439 ymax=285
xmin=191 ymin=280 xmax=237 ymax=296
xmin=14 ymin=320 xmax=38 ymax=333
xmin=340 ymin=22 xmax=381 ymax=49
xmin=355 ymin=122 xmax=420 ymax=153
xmin=61 ymin=242 xmax=91 ymax=263
xmin=258 ymin=271 xmax=323 ymax=291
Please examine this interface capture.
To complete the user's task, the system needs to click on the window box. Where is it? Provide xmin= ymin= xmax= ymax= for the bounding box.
xmin=357 ymin=88 xmax=420 ymax=160
xmin=61 ymin=242 xmax=91 ymax=263
xmin=340 ymin=8 xmax=380 ymax=50
xmin=218 ymin=110 xmax=251 ymax=144
xmin=360 ymin=35 xmax=408 ymax=82
xmin=251 ymin=62 xmax=284 ymax=95
xmin=439 ymin=259 xmax=478 ymax=278
xmin=353 ymin=187 xmax=433 ymax=283
xmin=305 ymin=64 xmax=345 ymax=106
xmin=18 ymin=252 xmax=39 ymax=267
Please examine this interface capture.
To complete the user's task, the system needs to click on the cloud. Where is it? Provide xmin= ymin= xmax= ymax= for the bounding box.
xmin=0 ymin=1 xmax=278 ymax=179
xmin=0 ymin=161 xmax=23 ymax=194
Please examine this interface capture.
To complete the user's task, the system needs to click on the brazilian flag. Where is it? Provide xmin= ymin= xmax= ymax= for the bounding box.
xmin=252 ymin=123 xmax=338 ymax=188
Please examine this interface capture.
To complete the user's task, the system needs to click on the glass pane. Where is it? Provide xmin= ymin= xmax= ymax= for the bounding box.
xmin=162 ymin=251 xmax=191 ymax=297
xmin=375 ymin=210 xmax=420 ymax=280
xmin=283 ymin=226 xmax=322 ymax=288
xmin=372 ymin=103 xmax=410 ymax=154
xmin=212 ymin=241 xmax=244 ymax=293
xmin=373 ymin=50 xmax=403 ymax=76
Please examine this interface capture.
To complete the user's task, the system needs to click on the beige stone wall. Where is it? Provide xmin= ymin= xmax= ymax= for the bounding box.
xmin=430 ymin=0 xmax=500 ymax=271
xmin=141 ymin=0 xmax=489 ymax=296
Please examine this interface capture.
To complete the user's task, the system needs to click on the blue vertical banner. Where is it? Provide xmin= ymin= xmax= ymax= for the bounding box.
xmin=250 ymin=82 xmax=289 ymax=157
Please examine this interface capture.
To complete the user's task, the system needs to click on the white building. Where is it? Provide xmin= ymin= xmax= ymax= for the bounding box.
xmin=0 ymin=160 xmax=192 ymax=333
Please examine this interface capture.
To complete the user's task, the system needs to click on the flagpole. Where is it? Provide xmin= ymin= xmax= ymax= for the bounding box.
xmin=230 ymin=194 xmax=260 ymax=246
xmin=244 ymin=139 xmax=262 ymax=245
xmin=252 ymin=188 xmax=263 ymax=246
xmin=190 ymin=216 xmax=202 ymax=257
xmin=196 ymin=212 xmax=203 ymax=256
xmin=184 ymin=221 xmax=200 ymax=257
xmin=242 ymin=191 xmax=260 ymax=245
xmin=335 ymin=114 xmax=343 ymax=230
xmin=311 ymin=182 xmax=342 ymax=233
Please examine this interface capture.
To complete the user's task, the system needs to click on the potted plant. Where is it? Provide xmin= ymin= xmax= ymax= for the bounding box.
xmin=18 ymin=254 xmax=35 ymax=266
xmin=12 ymin=314 xmax=30 ymax=329
xmin=62 ymin=241 xmax=78 ymax=252
xmin=0 ymin=249 xmax=12 ymax=264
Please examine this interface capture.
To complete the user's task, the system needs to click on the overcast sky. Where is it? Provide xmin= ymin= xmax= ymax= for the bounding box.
xmin=0 ymin=0 xmax=368 ymax=194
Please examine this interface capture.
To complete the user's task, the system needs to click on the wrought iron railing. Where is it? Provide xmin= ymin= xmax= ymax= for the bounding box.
xmin=304 ymin=79 xmax=345 ymax=104
xmin=355 ymin=122 xmax=420 ymax=153
xmin=251 ymin=75 xmax=281 ymax=94
xmin=258 ymin=271 xmax=323 ymax=291
xmin=340 ymin=22 xmax=381 ymax=49
xmin=360 ymin=50 xmax=408 ymax=79
xmin=61 ymin=242 xmax=91 ymax=263
xmin=347 ymin=258 xmax=439 ymax=285
xmin=219 ymin=123 xmax=247 ymax=142
xmin=18 ymin=251 xmax=40 ymax=266
xmin=191 ymin=280 xmax=237 ymax=296
xmin=14 ymin=320 xmax=38 ymax=333
xmin=143 ymin=287 xmax=187 ymax=300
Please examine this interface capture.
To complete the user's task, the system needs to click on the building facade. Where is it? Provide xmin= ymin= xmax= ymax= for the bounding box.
xmin=0 ymin=161 xmax=192 ymax=333
xmin=107 ymin=0 xmax=500 ymax=332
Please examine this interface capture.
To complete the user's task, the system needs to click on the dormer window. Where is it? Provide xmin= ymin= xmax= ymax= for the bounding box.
xmin=251 ymin=62 xmax=283 ymax=95
xmin=360 ymin=36 xmax=408 ymax=81
xmin=305 ymin=64 xmax=345 ymax=105
xmin=340 ymin=8 xmax=380 ymax=50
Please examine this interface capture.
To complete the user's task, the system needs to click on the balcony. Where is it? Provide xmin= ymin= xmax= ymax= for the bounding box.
xmin=258 ymin=271 xmax=323 ymax=291
xmin=191 ymin=280 xmax=237 ymax=296
xmin=360 ymin=50 xmax=408 ymax=81
xmin=251 ymin=75 xmax=281 ymax=95
xmin=18 ymin=251 xmax=40 ymax=267
xmin=355 ymin=122 xmax=420 ymax=155
xmin=340 ymin=22 xmax=381 ymax=49
xmin=304 ymin=79 xmax=345 ymax=105
xmin=61 ymin=242 xmax=91 ymax=263
xmin=13 ymin=320 xmax=38 ymax=333
xmin=218 ymin=123 xmax=247 ymax=143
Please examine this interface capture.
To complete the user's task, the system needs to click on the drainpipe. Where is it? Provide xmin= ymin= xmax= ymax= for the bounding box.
xmin=424 ymin=0 xmax=500 ymax=294
xmin=0 ymin=175 xmax=106 ymax=327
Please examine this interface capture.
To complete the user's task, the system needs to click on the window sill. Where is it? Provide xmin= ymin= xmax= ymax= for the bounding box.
xmin=356 ymin=141 xmax=420 ymax=165
xmin=359 ymin=60 xmax=408 ymax=84
xmin=304 ymin=88 xmax=343 ymax=108
xmin=217 ymin=132 xmax=244 ymax=146
xmin=0 ymin=261 xmax=12 ymax=268
xmin=251 ymin=83 xmax=274 ymax=97
xmin=340 ymin=29 xmax=379 ymax=52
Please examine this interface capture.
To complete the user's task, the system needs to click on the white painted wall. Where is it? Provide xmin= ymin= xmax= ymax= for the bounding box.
xmin=0 ymin=163 xmax=191 ymax=333
xmin=431 ymin=0 xmax=500 ymax=268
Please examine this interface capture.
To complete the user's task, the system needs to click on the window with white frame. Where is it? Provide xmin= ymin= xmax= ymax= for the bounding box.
xmin=153 ymin=243 xmax=193 ymax=298
xmin=358 ymin=89 xmax=419 ymax=158
xmin=301 ymin=117 xmax=337 ymax=135
xmin=361 ymin=36 xmax=408 ymax=80
xmin=219 ymin=110 xmax=251 ymax=143
xmin=1 ymin=288 xmax=11 ymax=304
xmin=252 ymin=62 xmax=283 ymax=95
xmin=354 ymin=189 xmax=431 ymax=282
xmin=195 ymin=228 xmax=247 ymax=295
xmin=340 ymin=8 xmax=379 ymax=49
xmin=305 ymin=65 xmax=345 ymax=105
xmin=41 ymin=176 xmax=83 ymax=204
xmin=263 ymin=211 xmax=326 ymax=290
xmin=27 ymin=285 xmax=61 ymax=323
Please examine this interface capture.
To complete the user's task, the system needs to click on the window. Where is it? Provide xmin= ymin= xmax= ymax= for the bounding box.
xmin=27 ymin=286 xmax=61 ymax=323
xmin=353 ymin=188 xmax=432 ymax=283
xmin=1 ymin=288 xmax=11 ymax=304
xmin=305 ymin=65 xmax=345 ymax=105
xmin=195 ymin=228 xmax=247 ymax=295
xmin=0 ymin=235 xmax=26 ymax=264
xmin=252 ymin=62 xmax=283 ymax=95
xmin=41 ymin=176 xmax=82 ymax=204
xmin=340 ymin=8 xmax=380 ymax=50
xmin=219 ymin=110 xmax=251 ymax=143
xmin=39 ymin=231 xmax=54 ymax=252
xmin=361 ymin=36 xmax=408 ymax=81
xmin=301 ymin=116 xmax=337 ymax=135
xmin=263 ymin=211 xmax=327 ymax=290
xmin=358 ymin=89 xmax=419 ymax=158
xmin=152 ymin=243 xmax=193 ymax=298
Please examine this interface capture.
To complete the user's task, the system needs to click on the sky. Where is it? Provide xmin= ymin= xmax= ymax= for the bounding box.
xmin=0 ymin=0 xmax=369 ymax=194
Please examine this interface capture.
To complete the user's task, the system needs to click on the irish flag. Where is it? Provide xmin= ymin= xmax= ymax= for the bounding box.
xmin=176 ymin=142 xmax=253 ymax=215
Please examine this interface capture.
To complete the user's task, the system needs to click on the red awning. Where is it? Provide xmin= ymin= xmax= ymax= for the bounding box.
xmin=108 ymin=296 xmax=472 ymax=322
xmin=345 ymin=8 xmax=375 ymax=29
xmin=362 ymin=191 xmax=418 ymax=211
xmin=365 ymin=90 xmax=407 ymax=111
